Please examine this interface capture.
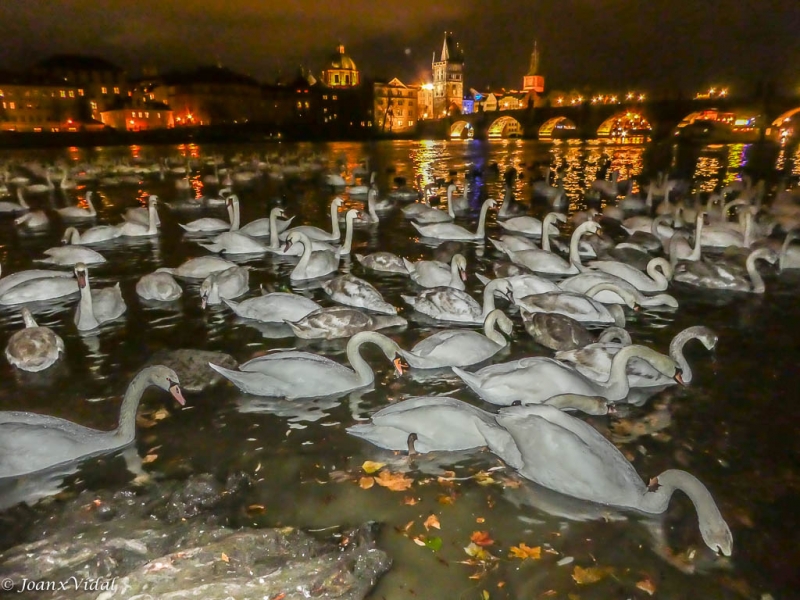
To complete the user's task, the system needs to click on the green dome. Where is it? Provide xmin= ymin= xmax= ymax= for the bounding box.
xmin=329 ymin=45 xmax=357 ymax=71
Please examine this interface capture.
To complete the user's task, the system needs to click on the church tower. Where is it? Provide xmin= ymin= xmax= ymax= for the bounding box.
xmin=522 ymin=41 xmax=544 ymax=93
xmin=432 ymin=32 xmax=464 ymax=118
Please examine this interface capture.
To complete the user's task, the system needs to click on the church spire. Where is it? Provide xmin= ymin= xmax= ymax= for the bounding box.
xmin=527 ymin=41 xmax=540 ymax=76
xmin=441 ymin=31 xmax=450 ymax=61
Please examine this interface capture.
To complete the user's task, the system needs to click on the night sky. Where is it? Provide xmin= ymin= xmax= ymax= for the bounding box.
xmin=0 ymin=0 xmax=796 ymax=96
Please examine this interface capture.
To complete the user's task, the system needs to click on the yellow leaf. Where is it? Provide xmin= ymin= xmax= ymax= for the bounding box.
xmin=358 ymin=476 xmax=375 ymax=489
xmin=374 ymin=470 xmax=413 ymax=491
xmin=464 ymin=542 xmax=493 ymax=561
xmin=152 ymin=408 xmax=170 ymax=421
xmin=482 ymin=590 xmax=490 ymax=600
xmin=572 ymin=565 xmax=614 ymax=585
xmin=437 ymin=493 xmax=455 ymax=505
xmin=247 ymin=504 xmax=266 ymax=513
xmin=142 ymin=454 xmax=158 ymax=464
xmin=424 ymin=514 xmax=441 ymax=530
xmin=362 ymin=460 xmax=385 ymax=474
xmin=476 ymin=517 xmax=485 ymax=523
xmin=636 ymin=578 xmax=657 ymax=596
xmin=473 ymin=471 xmax=496 ymax=485
xmin=403 ymin=496 xmax=419 ymax=506
xmin=470 ymin=530 xmax=494 ymax=547
xmin=220 ymin=552 xmax=229 ymax=563
xmin=508 ymin=543 xmax=541 ymax=560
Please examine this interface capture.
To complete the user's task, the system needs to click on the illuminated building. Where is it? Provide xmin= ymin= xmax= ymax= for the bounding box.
xmin=373 ymin=78 xmax=418 ymax=133
xmin=321 ymin=45 xmax=360 ymax=88
xmin=432 ymin=32 xmax=464 ymax=117
xmin=522 ymin=41 xmax=544 ymax=95
xmin=417 ymin=83 xmax=434 ymax=119
xmin=100 ymin=99 xmax=174 ymax=131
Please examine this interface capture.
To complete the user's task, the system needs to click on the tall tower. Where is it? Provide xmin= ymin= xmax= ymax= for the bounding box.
xmin=522 ymin=41 xmax=544 ymax=93
xmin=432 ymin=32 xmax=464 ymax=118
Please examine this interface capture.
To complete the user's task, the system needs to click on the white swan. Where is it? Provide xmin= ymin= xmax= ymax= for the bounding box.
xmin=281 ymin=197 xmax=343 ymax=242
xmin=224 ymin=292 xmax=321 ymax=323
xmin=0 ymin=274 xmax=79 ymax=306
xmin=489 ymin=234 xmax=539 ymax=253
xmin=452 ymin=344 xmax=680 ymax=405
xmin=588 ymin=257 xmax=672 ymax=292
xmin=62 ymin=225 xmax=121 ymax=245
xmin=488 ymin=404 xmax=732 ymax=555
xmin=355 ymin=251 xmax=410 ymax=274
xmin=117 ymin=195 xmax=159 ymax=237
xmin=123 ymin=195 xmax=161 ymax=227
xmin=283 ymin=231 xmax=339 ymax=281
xmin=321 ymin=274 xmax=397 ymax=315
xmin=513 ymin=283 xmax=632 ymax=326
xmin=497 ymin=211 xmax=560 ymax=237
xmin=5 ymin=307 xmax=65 ymax=372
xmin=56 ymin=191 xmax=97 ymax=221
xmin=557 ymin=326 xmax=717 ymax=388
xmin=412 ymin=198 xmax=495 ymax=241
xmin=397 ymin=309 xmax=512 ymax=369
xmin=559 ymin=274 xmax=679 ymax=308
xmin=135 ymin=272 xmax=183 ymax=302
xmin=38 ymin=244 xmax=106 ymax=267
xmin=286 ymin=306 xmax=407 ymax=340
xmin=674 ymin=247 xmax=776 ymax=293
xmin=156 ymin=256 xmax=238 ymax=280
xmin=73 ymin=263 xmax=127 ymax=331
xmin=0 ymin=265 xmax=73 ymax=297
xmin=208 ymin=331 xmax=403 ymax=399
xmin=199 ymin=266 xmax=249 ymax=308
xmin=504 ymin=219 xmax=598 ymax=276
xmin=402 ymin=278 xmax=510 ymax=325
xmin=780 ymin=231 xmax=800 ymax=271
xmin=14 ymin=210 xmax=50 ymax=232
xmin=198 ymin=231 xmax=270 ymax=255
xmin=0 ymin=366 xmax=185 ymax=479
xmin=238 ymin=207 xmax=294 ymax=237
xmin=404 ymin=254 xmax=467 ymax=290
xmin=180 ymin=195 xmax=238 ymax=233
xmin=446 ymin=182 xmax=469 ymax=215
xmin=476 ymin=273 xmax=560 ymax=297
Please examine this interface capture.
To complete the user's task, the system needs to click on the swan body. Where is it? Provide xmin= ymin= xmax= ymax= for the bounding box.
xmin=224 ymin=292 xmax=321 ymax=323
xmin=402 ymin=278 xmax=509 ymax=325
xmin=321 ymin=274 xmax=397 ymax=315
xmin=453 ymin=344 xmax=680 ymax=405
xmin=0 ymin=268 xmax=72 ymax=298
xmin=14 ymin=211 xmax=50 ymax=232
xmin=588 ymin=257 xmax=672 ymax=292
xmin=505 ymin=219 xmax=598 ymax=276
xmin=281 ymin=197 xmax=343 ymax=242
xmin=780 ymin=231 xmax=800 ymax=271
xmin=62 ymin=225 xmax=121 ymax=245
xmin=513 ymin=285 xmax=629 ymax=326
xmin=398 ymin=309 xmax=512 ymax=369
xmin=209 ymin=331 xmax=402 ymax=398
xmin=286 ymin=306 xmax=407 ymax=340
xmin=489 ymin=404 xmax=733 ymax=556
xmin=38 ymin=245 xmax=106 ymax=266
xmin=199 ymin=231 xmax=269 ymax=255
xmin=73 ymin=263 xmax=126 ymax=331
xmin=5 ymin=307 xmax=65 ymax=372
xmin=522 ymin=312 xmax=596 ymax=352
xmin=117 ymin=196 xmax=159 ymax=237
xmin=157 ymin=256 xmax=238 ymax=280
xmin=135 ymin=272 xmax=183 ymax=302
xmin=559 ymin=273 xmax=679 ymax=308
xmin=200 ymin=266 xmax=249 ymax=308
xmin=497 ymin=216 xmax=559 ymax=237
xmin=0 ymin=366 xmax=185 ymax=479
xmin=284 ymin=231 xmax=339 ymax=281
xmin=0 ymin=276 xmax=79 ymax=306
xmin=239 ymin=213 xmax=294 ymax=237
xmin=412 ymin=199 xmax=495 ymax=241
xmin=404 ymin=254 xmax=467 ymax=289
xmin=489 ymin=235 xmax=539 ymax=253
xmin=674 ymin=247 xmax=776 ymax=293
xmin=476 ymin=273 xmax=560 ymax=297
xmin=355 ymin=251 xmax=409 ymax=274
xmin=56 ymin=191 xmax=97 ymax=221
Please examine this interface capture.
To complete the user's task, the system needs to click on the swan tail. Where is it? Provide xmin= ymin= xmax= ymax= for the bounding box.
xmin=401 ymin=295 xmax=417 ymax=308
xmin=488 ymin=238 xmax=506 ymax=252
xmin=475 ymin=273 xmax=491 ymax=286
xmin=208 ymin=363 xmax=273 ymax=396
xmin=402 ymin=258 xmax=416 ymax=273
xmin=198 ymin=242 xmax=223 ymax=253
xmin=222 ymin=298 xmax=241 ymax=314
xmin=178 ymin=223 xmax=195 ymax=232
xmin=451 ymin=366 xmax=483 ymax=395
xmin=411 ymin=222 xmax=426 ymax=236
xmin=354 ymin=254 xmax=365 ymax=264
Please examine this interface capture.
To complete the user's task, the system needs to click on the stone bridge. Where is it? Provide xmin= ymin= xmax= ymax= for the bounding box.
xmin=440 ymin=96 xmax=800 ymax=140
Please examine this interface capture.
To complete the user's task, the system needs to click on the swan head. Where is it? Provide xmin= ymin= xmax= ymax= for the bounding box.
xmin=332 ymin=196 xmax=344 ymax=208
xmin=145 ymin=365 xmax=186 ymax=406
xmin=453 ymin=254 xmax=468 ymax=281
xmin=148 ymin=195 xmax=159 ymax=207
xmin=74 ymin=262 xmax=89 ymax=289
xmin=270 ymin=207 xmax=285 ymax=219
xmin=699 ymin=509 xmax=734 ymax=557
xmin=283 ymin=231 xmax=306 ymax=253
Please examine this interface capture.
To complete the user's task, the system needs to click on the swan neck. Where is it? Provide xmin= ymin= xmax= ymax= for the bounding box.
xmin=114 ymin=369 xmax=155 ymax=443
xmin=745 ymin=250 xmax=767 ymax=293
xmin=668 ymin=329 xmax=700 ymax=382
xmin=229 ymin=199 xmax=240 ymax=231
xmin=22 ymin=309 xmax=38 ymax=328
xmin=482 ymin=281 xmax=500 ymax=317
xmin=296 ymin=234 xmax=313 ymax=271
xmin=569 ymin=223 xmax=591 ymax=267
xmin=269 ymin=211 xmax=280 ymax=248
xmin=690 ymin=215 xmax=704 ymax=260
xmin=339 ymin=214 xmax=355 ymax=255
xmin=347 ymin=332 xmax=396 ymax=386
xmin=541 ymin=214 xmax=554 ymax=252
xmin=76 ymin=275 xmax=99 ymax=330
xmin=475 ymin=201 xmax=492 ymax=238
xmin=86 ymin=192 xmax=96 ymax=215
xmin=330 ymin=201 xmax=342 ymax=237
xmin=483 ymin=310 xmax=505 ymax=346
xmin=147 ymin=200 xmax=158 ymax=234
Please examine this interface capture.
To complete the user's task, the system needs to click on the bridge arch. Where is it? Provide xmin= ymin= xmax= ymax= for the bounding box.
xmin=597 ymin=111 xmax=652 ymax=138
xmin=488 ymin=116 xmax=523 ymax=139
xmin=450 ymin=120 xmax=470 ymax=138
xmin=772 ymin=107 xmax=800 ymax=127
xmin=538 ymin=116 xmax=577 ymax=139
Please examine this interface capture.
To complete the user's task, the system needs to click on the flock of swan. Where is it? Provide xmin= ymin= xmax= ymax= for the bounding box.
xmin=1 ymin=149 xmax=799 ymax=563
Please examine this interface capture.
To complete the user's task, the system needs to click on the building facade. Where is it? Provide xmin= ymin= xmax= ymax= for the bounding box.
xmin=432 ymin=32 xmax=464 ymax=118
xmin=100 ymin=99 xmax=173 ymax=131
xmin=373 ymin=78 xmax=418 ymax=133
xmin=321 ymin=45 xmax=360 ymax=88
xmin=0 ymin=72 xmax=98 ymax=132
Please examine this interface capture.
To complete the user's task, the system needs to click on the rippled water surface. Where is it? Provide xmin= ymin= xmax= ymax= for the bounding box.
xmin=0 ymin=139 xmax=798 ymax=599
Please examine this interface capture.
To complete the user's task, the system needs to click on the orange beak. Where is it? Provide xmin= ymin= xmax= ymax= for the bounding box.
xmin=169 ymin=383 xmax=186 ymax=406
xmin=393 ymin=357 xmax=407 ymax=376
xmin=674 ymin=370 xmax=685 ymax=385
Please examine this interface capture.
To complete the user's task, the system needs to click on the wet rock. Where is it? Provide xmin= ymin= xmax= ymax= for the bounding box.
xmin=0 ymin=475 xmax=389 ymax=600
xmin=146 ymin=348 xmax=237 ymax=393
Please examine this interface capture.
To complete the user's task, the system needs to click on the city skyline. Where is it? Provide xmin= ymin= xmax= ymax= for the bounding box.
xmin=0 ymin=1 xmax=797 ymax=95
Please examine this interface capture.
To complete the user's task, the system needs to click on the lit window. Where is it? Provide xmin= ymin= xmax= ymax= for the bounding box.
xmin=0 ymin=90 xmax=3 ymax=97
xmin=68 ymin=90 xmax=75 ymax=98
xmin=323 ymin=95 xmax=328 ymax=100
xmin=157 ymin=112 xmax=161 ymax=118
xmin=332 ymin=95 xmax=337 ymax=100
xmin=101 ymin=87 xmax=107 ymax=94
xmin=149 ymin=94 xmax=154 ymax=100
xmin=9 ymin=102 xmax=15 ymax=109
xmin=60 ymin=90 xmax=66 ymax=98
xmin=113 ymin=87 xmax=120 ymax=94
xmin=132 ymin=111 xmax=136 ymax=117
xmin=296 ymin=101 xmax=302 ymax=108
xmin=138 ymin=112 xmax=143 ymax=118
xmin=334 ymin=74 xmax=339 ymax=84
xmin=90 ymin=101 xmax=97 ymax=110
xmin=304 ymin=101 xmax=309 ymax=108
xmin=78 ymin=89 xmax=84 ymax=96
xmin=145 ymin=112 xmax=149 ymax=118
xmin=408 ymin=120 xmax=414 ymax=126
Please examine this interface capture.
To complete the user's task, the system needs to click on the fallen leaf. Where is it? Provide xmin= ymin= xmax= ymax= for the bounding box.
xmin=437 ymin=493 xmax=456 ymax=505
xmin=358 ymin=476 xmax=375 ymax=489
xmin=425 ymin=536 xmax=443 ymax=552
xmin=497 ymin=581 xmax=505 ymax=588
xmin=572 ymin=565 xmax=614 ymax=585
xmin=470 ymin=530 xmax=494 ymax=547
xmin=509 ymin=543 xmax=541 ymax=560
xmin=402 ymin=520 xmax=415 ymax=533
xmin=220 ymin=552 xmax=229 ymax=563
xmin=424 ymin=514 xmax=441 ymax=530
xmin=476 ymin=517 xmax=485 ymax=523
xmin=271 ymin=593 xmax=286 ymax=600
xmin=403 ymin=496 xmax=419 ymax=506
xmin=142 ymin=454 xmax=158 ymax=464
xmin=636 ymin=578 xmax=656 ymax=595
xmin=482 ymin=590 xmax=490 ymax=600
xmin=412 ymin=536 xmax=426 ymax=547
xmin=374 ymin=470 xmax=413 ymax=491
xmin=247 ymin=504 xmax=266 ymax=513
xmin=362 ymin=460 xmax=386 ymax=474
xmin=152 ymin=408 xmax=170 ymax=421
xmin=539 ymin=591 xmax=556 ymax=598
xmin=464 ymin=542 xmax=494 ymax=561
xmin=473 ymin=471 xmax=496 ymax=486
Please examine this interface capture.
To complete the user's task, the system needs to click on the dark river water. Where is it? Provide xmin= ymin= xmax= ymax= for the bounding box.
xmin=0 ymin=139 xmax=799 ymax=599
